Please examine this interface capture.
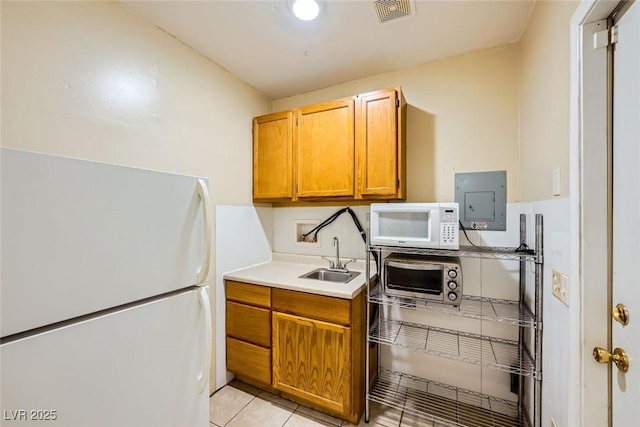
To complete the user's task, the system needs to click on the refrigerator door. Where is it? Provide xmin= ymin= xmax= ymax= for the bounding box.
xmin=0 ymin=288 xmax=210 ymax=427
xmin=1 ymin=148 xmax=210 ymax=337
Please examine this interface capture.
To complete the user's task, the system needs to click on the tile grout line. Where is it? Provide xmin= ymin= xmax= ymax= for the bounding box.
xmin=223 ymin=388 xmax=304 ymax=427
xmin=220 ymin=388 xmax=259 ymax=427
xmin=216 ymin=383 xmax=368 ymax=427
xmin=281 ymin=410 xmax=295 ymax=427
xmin=293 ymin=405 xmax=345 ymax=427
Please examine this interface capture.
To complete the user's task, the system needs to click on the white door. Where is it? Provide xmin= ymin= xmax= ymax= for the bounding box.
xmin=611 ymin=1 xmax=639 ymax=425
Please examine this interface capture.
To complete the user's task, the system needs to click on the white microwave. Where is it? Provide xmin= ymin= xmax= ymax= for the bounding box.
xmin=369 ymin=203 xmax=459 ymax=250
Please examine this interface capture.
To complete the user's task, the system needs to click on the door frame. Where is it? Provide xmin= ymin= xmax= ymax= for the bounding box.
xmin=569 ymin=0 xmax=621 ymax=425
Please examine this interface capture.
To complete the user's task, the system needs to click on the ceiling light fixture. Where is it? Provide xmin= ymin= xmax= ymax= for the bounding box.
xmin=291 ymin=0 xmax=320 ymax=21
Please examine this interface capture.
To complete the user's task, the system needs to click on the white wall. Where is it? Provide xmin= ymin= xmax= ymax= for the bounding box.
xmin=215 ymin=206 xmax=272 ymax=390
xmin=530 ymin=198 xmax=571 ymax=427
xmin=1 ymin=1 xmax=271 ymax=390
xmin=272 ymin=205 xmax=370 ymax=261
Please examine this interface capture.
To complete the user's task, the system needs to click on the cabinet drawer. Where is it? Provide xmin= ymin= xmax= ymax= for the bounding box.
xmin=226 ymin=281 xmax=271 ymax=308
xmin=272 ymin=288 xmax=351 ymax=326
xmin=226 ymin=301 xmax=271 ymax=347
xmin=226 ymin=338 xmax=271 ymax=385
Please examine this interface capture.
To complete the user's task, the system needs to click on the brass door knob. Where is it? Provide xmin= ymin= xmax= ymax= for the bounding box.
xmin=593 ymin=347 xmax=630 ymax=372
xmin=613 ymin=303 xmax=630 ymax=326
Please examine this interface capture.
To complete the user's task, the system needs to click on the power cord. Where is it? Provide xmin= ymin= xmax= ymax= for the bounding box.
xmin=515 ymin=243 xmax=535 ymax=254
xmin=301 ymin=207 xmax=379 ymax=267
xmin=458 ymin=220 xmax=535 ymax=254
xmin=458 ymin=220 xmax=478 ymax=247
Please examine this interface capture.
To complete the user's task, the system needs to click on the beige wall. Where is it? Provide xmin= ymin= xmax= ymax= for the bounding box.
xmin=274 ymin=44 xmax=521 ymax=203
xmin=519 ymin=0 xmax=579 ymax=201
xmin=1 ymin=1 xmax=271 ymax=206
xmin=1 ymin=0 xmax=272 ymax=391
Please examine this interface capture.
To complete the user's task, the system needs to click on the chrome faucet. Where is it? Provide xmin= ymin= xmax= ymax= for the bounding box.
xmin=322 ymin=236 xmax=356 ymax=272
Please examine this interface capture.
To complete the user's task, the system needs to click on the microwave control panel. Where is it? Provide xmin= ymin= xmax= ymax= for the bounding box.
xmin=439 ymin=207 xmax=459 ymax=249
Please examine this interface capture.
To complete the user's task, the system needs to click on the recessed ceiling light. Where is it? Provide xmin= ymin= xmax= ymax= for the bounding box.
xmin=291 ymin=0 xmax=320 ymax=21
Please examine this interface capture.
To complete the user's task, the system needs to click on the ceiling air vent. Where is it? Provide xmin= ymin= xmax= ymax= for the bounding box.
xmin=374 ymin=0 xmax=414 ymax=23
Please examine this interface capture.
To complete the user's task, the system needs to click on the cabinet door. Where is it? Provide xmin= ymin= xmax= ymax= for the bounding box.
xmin=355 ymin=88 xmax=404 ymax=199
xmin=295 ymin=99 xmax=355 ymax=198
xmin=272 ymin=312 xmax=352 ymax=416
xmin=253 ymin=111 xmax=293 ymax=200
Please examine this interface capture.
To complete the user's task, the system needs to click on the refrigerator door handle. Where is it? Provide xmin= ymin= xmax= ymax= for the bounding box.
xmin=197 ymin=286 xmax=212 ymax=395
xmin=196 ymin=179 xmax=212 ymax=286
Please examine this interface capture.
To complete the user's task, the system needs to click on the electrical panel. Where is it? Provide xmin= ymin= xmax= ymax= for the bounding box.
xmin=455 ymin=170 xmax=506 ymax=231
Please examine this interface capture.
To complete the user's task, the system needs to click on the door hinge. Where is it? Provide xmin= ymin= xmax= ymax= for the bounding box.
xmin=396 ymin=179 xmax=400 ymax=188
xmin=611 ymin=25 xmax=619 ymax=44
xmin=396 ymin=99 xmax=400 ymax=108
xmin=594 ymin=25 xmax=619 ymax=49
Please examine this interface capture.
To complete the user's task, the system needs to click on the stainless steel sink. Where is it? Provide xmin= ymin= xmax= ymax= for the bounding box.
xmin=299 ymin=268 xmax=361 ymax=283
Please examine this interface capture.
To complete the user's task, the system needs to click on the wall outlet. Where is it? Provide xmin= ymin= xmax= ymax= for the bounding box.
xmin=551 ymin=269 xmax=569 ymax=306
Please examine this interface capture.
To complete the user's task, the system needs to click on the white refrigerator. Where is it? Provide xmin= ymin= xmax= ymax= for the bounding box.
xmin=0 ymin=148 xmax=212 ymax=427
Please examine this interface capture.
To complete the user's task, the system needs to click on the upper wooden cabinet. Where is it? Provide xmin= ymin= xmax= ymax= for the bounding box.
xmin=252 ymin=111 xmax=294 ymax=200
xmin=252 ymin=87 xmax=405 ymax=202
xmin=355 ymin=88 xmax=406 ymax=199
xmin=296 ymin=98 xmax=355 ymax=199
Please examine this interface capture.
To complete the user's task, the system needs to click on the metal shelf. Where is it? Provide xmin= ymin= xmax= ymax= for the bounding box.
xmin=365 ymin=214 xmax=544 ymax=427
xmin=369 ymin=369 xmax=531 ymax=427
xmin=368 ymin=244 xmax=538 ymax=261
xmin=369 ymin=285 xmax=538 ymax=328
xmin=369 ymin=318 xmax=537 ymax=378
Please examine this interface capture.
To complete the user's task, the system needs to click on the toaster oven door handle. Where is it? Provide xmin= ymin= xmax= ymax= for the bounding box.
xmin=385 ymin=261 xmax=443 ymax=270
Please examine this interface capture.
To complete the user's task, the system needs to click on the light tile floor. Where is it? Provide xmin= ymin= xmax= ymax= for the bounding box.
xmin=209 ymin=380 xmax=437 ymax=427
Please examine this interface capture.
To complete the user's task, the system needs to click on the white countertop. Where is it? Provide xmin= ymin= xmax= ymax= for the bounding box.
xmin=222 ymin=253 xmax=372 ymax=299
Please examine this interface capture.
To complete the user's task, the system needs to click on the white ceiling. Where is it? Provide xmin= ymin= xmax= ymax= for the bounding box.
xmin=121 ymin=0 xmax=535 ymax=100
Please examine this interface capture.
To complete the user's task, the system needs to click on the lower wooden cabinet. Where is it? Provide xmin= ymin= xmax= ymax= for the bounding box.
xmin=225 ymin=280 xmax=366 ymax=424
xmin=271 ymin=288 xmax=365 ymax=424
xmin=272 ymin=312 xmax=352 ymax=415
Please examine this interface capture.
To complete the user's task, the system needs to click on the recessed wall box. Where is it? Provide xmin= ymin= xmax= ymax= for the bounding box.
xmin=295 ymin=221 xmax=321 ymax=246
xmin=455 ymin=171 xmax=506 ymax=231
